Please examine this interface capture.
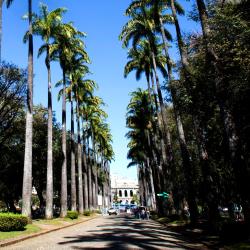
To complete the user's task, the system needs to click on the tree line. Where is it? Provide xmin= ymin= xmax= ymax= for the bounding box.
xmin=120 ymin=0 xmax=250 ymax=225
xmin=0 ymin=1 xmax=114 ymax=219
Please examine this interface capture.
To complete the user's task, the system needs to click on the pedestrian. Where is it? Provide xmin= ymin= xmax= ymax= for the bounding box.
xmin=141 ymin=207 xmax=145 ymax=220
xmin=146 ymin=208 xmax=150 ymax=220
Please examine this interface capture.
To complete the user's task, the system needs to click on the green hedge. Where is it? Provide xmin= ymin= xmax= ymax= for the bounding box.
xmin=83 ymin=210 xmax=91 ymax=216
xmin=0 ymin=213 xmax=28 ymax=231
xmin=66 ymin=211 xmax=78 ymax=220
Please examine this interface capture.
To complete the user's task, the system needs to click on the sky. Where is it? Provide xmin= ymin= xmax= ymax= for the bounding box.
xmin=1 ymin=0 xmax=200 ymax=181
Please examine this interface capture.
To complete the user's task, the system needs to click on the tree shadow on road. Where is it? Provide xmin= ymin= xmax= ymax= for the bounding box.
xmin=57 ymin=215 xmax=209 ymax=249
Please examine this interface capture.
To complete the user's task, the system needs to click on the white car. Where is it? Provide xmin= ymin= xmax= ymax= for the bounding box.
xmin=108 ymin=207 xmax=117 ymax=215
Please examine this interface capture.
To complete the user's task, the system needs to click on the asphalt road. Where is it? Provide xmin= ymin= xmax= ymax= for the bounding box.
xmin=2 ymin=214 xmax=208 ymax=250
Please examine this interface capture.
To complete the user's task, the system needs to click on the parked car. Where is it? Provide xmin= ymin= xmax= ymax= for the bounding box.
xmin=108 ymin=207 xmax=117 ymax=215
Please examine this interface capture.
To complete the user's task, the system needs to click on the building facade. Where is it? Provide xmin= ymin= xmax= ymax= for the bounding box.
xmin=111 ymin=175 xmax=139 ymax=205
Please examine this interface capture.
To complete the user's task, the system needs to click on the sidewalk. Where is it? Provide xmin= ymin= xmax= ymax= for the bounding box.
xmin=0 ymin=214 xmax=99 ymax=248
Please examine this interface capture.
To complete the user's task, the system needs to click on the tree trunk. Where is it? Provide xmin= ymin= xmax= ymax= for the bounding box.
xmin=94 ymin=164 xmax=98 ymax=209
xmin=195 ymin=0 xmax=250 ymax=221
xmin=76 ymin=99 xmax=83 ymax=214
xmin=22 ymin=0 xmax=33 ymax=219
xmin=151 ymin=51 xmax=173 ymax=164
xmin=166 ymin=1 xmax=202 ymax=222
xmin=60 ymin=69 xmax=67 ymax=217
xmin=169 ymin=0 xmax=189 ymax=68
xmin=150 ymin=74 xmax=168 ymax=166
xmin=82 ymin=128 xmax=89 ymax=210
xmin=45 ymin=48 xmax=53 ymax=219
xmin=70 ymin=92 xmax=76 ymax=212
xmin=88 ymin=159 xmax=93 ymax=210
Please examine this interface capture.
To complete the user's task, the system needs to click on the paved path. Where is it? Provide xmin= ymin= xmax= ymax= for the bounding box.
xmin=2 ymin=215 xmax=209 ymax=249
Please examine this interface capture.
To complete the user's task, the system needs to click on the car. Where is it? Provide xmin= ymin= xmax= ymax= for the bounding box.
xmin=108 ymin=207 xmax=117 ymax=215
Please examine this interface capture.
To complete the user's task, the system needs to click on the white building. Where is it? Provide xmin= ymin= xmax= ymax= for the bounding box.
xmin=111 ymin=175 xmax=139 ymax=204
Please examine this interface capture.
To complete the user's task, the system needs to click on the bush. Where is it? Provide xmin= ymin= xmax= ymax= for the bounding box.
xmin=83 ymin=210 xmax=91 ymax=216
xmin=0 ymin=213 xmax=28 ymax=231
xmin=94 ymin=209 xmax=102 ymax=214
xmin=66 ymin=211 xmax=78 ymax=220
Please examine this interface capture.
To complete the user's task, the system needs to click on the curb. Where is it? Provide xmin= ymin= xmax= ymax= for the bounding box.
xmin=0 ymin=215 xmax=99 ymax=248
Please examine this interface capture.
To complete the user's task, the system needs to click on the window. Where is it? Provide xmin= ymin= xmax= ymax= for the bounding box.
xmin=119 ymin=190 xmax=122 ymax=197
xmin=130 ymin=190 xmax=133 ymax=197
xmin=124 ymin=190 xmax=128 ymax=197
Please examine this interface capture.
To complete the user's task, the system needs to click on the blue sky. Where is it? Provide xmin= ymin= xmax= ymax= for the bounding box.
xmin=2 ymin=0 xmax=200 ymax=180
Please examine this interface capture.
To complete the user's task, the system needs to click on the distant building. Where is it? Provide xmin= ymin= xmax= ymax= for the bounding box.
xmin=111 ymin=175 xmax=139 ymax=204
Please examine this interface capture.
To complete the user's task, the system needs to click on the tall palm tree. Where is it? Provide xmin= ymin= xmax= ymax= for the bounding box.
xmin=0 ymin=0 xmax=14 ymax=62
xmin=122 ymin=1 xmax=199 ymax=219
xmin=32 ymin=4 xmax=66 ymax=219
xmin=148 ymin=0 xmax=200 ymax=222
xmin=74 ymin=76 xmax=96 ymax=214
xmin=195 ymin=0 xmax=249 ymax=222
xmin=67 ymin=51 xmax=90 ymax=213
xmin=52 ymin=22 xmax=85 ymax=217
xmin=119 ymin=7 xmax=174 ymax=167
xmin=22 ymin=0 xmax=33 ymax=219
xmin=82 ymin=96 xmax=107 ymax=209
xmin=126 ymin=88 xmax=156 ymax=209
xmin=124 ymin=40 xmax=169 ymax=198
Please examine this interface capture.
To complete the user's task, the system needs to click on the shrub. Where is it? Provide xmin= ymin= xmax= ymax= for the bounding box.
xmin=0 ymin=213 xmax=28 ymax=231
xmin=83 ymin=210 xmax=91 ymax=216
xmin=94 ymin=209 xmax=102 ymax=214
xmin=66 ymin=211 xmax=78 ymax=220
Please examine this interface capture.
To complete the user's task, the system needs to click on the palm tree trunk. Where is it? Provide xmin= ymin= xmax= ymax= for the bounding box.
xmin=151 ymin=51 xmax=173 ymax=164
xmin=76 ymin=99 xmax=83 ymax=214
xmin=88 ymin=159 xmax=93 ymax=210
xmin=22 ymin=0 xmax=33 ymax=219
xmin=158 ymin=12 xmax=199 ymax=221
xmin=60 ymin=69 xmax=67 ymax=217
xmin=150 ymin=74 xmax=168 ymax=166
xmin=91 ymin=134 xmax=98 ymax=209
xmin=94 ymin=164 xmax=98 ymax=209
xmin=82 ymin=125 xmax=89 ymax=210
xmin=195 ymin=0 xmax=250 ymax=221
xmin=82 ymin=127 xmax=89 ymax=210
xmin=169 ymin=0 xmax=189 ymax=68
xmin=45 ymin=48 xmax=53 ymax=219
xmin=70 ymin=92 xmax=76 ymax=212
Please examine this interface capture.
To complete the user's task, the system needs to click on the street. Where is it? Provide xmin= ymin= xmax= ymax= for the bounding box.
xmin=2 ymin=214 xmax=209 ymax=250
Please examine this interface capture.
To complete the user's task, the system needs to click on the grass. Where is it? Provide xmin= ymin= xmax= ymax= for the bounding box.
xmin=34 ymin=213 xmax=94 ymax=225
xmin=33 ymin=218 xmax=63 ymax=226
xmin=0 ymin=213 xmax=97 ymax=242
xmin=0 ymin=224 xmax=40 ymax=241
xmin=155 ymin=216 xmax=188 ymax=226
xmin=224 ymin=242 xmax=250 ymax=250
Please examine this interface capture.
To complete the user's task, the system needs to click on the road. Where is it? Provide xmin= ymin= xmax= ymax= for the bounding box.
xmin=3 ymin=214 xmax=208 ymax=249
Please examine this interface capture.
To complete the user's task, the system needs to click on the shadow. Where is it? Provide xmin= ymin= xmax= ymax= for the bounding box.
xmin=57 ymin=215 xmax=209 ymax=249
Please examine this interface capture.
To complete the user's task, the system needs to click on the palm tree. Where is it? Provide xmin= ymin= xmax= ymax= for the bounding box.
xmin=22 ymin=0 xmax=33 ymax=219
xmin=68 ymin=51 xmax=90 ymax=213
xmin=74 ymin=76 xmax=96 ymax=214
xmin=124 ymin=40 xmax=169 ymax=198
xmin=0 ymin=0 xmax=14 ymax=62
xmin=126 ymin=88 xmax=156 ymax=210
xmin=52 ymin=22 xmax=85 ymax=217
xmin=82 ymin=96 xmax=107 ymax=209
xmin=195 ymin=0 xmax=250 ymax=222
xmin=127 ymin=0 xmax=200 ymax=221
xmin=119 ymin=7 xmax=174 ymax=167
xmin=32 ymin=4 xmax=66 ymax=219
